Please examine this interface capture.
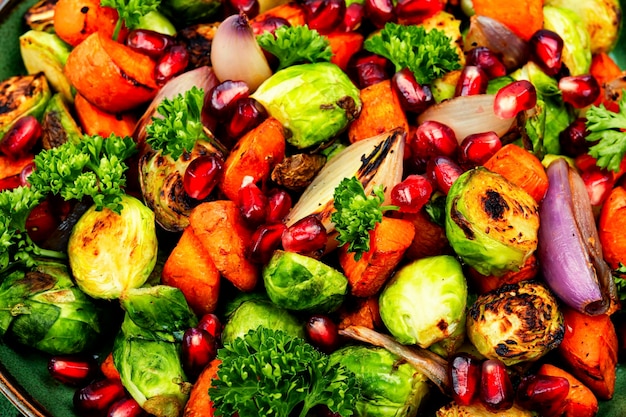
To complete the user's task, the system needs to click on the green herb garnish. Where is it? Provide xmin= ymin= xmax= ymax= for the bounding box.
xmin=257 ymin=25 xmax=332 ymax=70
xmin=101 ymin=0 xmax=161 ymax=40
xmin=586 ymin=92 xmax=626 ymax=172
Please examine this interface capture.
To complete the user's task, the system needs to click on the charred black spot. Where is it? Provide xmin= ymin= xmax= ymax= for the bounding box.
xmin=80 ymin=6 xmax=89 ymax=13
xmin=437 ymin=319 xmax=448 ymax=332
xmin=20 ymin=271 xmax=56 ymax=293
xmin=450 ymin=197 xmax=475 ymax=240
xmin=482 ymin=190 xmax=508 ymax=220
xmin=319 ymin=103 xmax=335 ymax=110
xmin=119 ymin=70 xmax=156 ymax=91
xmin=495 ymin=343 xmax=510 ymax=356
xmin=505 ymin=339 xmax=517 ymax=345
xmin=337 ymin=96 xmax=360 ymax=121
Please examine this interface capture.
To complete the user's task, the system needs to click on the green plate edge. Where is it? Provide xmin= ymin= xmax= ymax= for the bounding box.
xmin=0 ymin=0 xmax=626 ymax=416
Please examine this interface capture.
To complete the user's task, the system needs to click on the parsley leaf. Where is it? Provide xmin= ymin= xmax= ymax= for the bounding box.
xmin=145 ymin=86 xmax=209 ymax=160
xmin=614 ymin=263 xmax=626 ymax=301
xmin=364 ymin=22 xmax=461 ymax=85
xmin=101 ymin=0 xmax=161 ymax=40
xmin=257 ymin=25 xmax=332 ymax=70
xmin=331 ymin=176 xmax=398 ymax=260
xmin=585 ymin=92 xmax=626 ymax=172
xmin=210 ymin=327 xmax=357 ymax=417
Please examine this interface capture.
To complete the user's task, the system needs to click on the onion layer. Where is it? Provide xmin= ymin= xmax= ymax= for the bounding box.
xmin=538 ymin=158 xmax=616 ymax=315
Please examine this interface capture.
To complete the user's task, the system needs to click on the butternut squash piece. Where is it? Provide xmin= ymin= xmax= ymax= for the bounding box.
xmin=399 ymin=210 xmax=451 ymax=260
xmin=599 ymin=186 xmax=626 ymax=269
xmin=74 ymin=93 xmax=137 ymax=138
xmin=538 ymin=363 xmax=599 ymax=417
xmin=183 ymin=359 xmax=221 ymax=417
xmin=472 ymin=0 xmax=543 ymax=41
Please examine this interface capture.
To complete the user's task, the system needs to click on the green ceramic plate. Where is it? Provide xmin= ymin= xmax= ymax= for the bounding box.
xmin=1 ymin=1 xmax=626 ymax=416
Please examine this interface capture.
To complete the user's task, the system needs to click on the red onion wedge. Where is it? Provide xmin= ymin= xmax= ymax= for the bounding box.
xmin=538 ymin=158 xmax=617 ymax=315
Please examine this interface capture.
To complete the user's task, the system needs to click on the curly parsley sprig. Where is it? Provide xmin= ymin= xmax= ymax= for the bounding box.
xmin=585 ymin=91 xmax=626 ymax=172
xmin=101 ymin=0 xmax=161 ymax=40
xmin=257 ymin=25 xmax=332 ymax=70
xmin=364 ymin=22 xmax=461 ymax=85
xmin=210 ymin=327 xmax=357 ymax=417
xmin=331 ymin=176 xmax=398 ymax=260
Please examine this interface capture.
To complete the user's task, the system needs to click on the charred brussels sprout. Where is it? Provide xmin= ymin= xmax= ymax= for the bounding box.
xmin=0 ymin=73 xmax=50 ymax=141
xmin=113 ymin=286 xmax=195 ymax=417
xmin=252 ymin=62 xmax=361 ymax=149
xmin=329 ymin=345 xmax=430 ymax=417
xmin=41 ymin=93 xmax=82 ymax=149
xmin=445 ymin=167 xmax=539 ymax=277
xmin=221 ymin=298 xmax=304 ymax=344
xmin=263 ymin=250 xmax=348 ymax=314
xmin=0 ymin=260 xmax=102 ymax=355
xmin=68 ymin=194 xmax=158 ymax=299
xmin=379 ymin=255 xmax=467 ymax=348
xmin=467 ymin=280 xmax=564 ymax=366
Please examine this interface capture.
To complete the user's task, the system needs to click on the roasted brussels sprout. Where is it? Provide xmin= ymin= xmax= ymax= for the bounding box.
xmin=329 ymin=345 xmax=430 ymax=417
xmin=466 ymin=280 xmax=564 ymax=366
xmin=0 ymin=73 xmax=51 ymax=141
xmin=252 ymin=62 xmax=362 ymax=149
xmin=68 ymin=194 xmax=158 ymax=299
xmin=113 ymin=286 xmax=195 ymax=417
xmin=160 ymin=0 xmax=222 ymax=26
xmin=19 ymin=30 xmax=73 ymax=103
xmin=0 ymin=260 xmax=102 ymax=355
xmin=270 ymin=153 xmax=327 ymax=191
xmin=24 ymin=0 xmax=57 ymax=32
xmin=445 ymin=167 xmax=539 ymax=277
xmin=263 ymin=250 xmax=348 ymax=314
xmin=41 ymin=93 xmax=82 ymax=149
xmin=379 ymin=255 xmax=467 ymax=348
xmin=543 ymin=5 xmax=592 ymax=75
xmin=221 ymin=298 xmax=304 ymax=344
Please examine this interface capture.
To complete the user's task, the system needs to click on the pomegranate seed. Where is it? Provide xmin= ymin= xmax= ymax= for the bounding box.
xmin=125 ymin=29 xmax=173 ymax=59
xmin=455 ymin=65 xmax=489 ymax=97
xmin=183 ymin=154 xmax=223 ymax=200
xmin=465 ymin=47 xmax=507 ymax=79
xmin=181 ymin=327 xmax=218 ymax=380
xmin=459 ymin=131 xmax=502 ymax=167
xmin=347 ymin=52 xmax=392 ymax=89
xmin=205 ymin=80 xmax=250 ymax=119
xmin=282 ymin=214 xmax=328 ymax=255
xmin=315 ymin=405 xmax=341 ymax=417
xmin=392 ymin=68 xmax=434 ymax=114
xmin=20 ymin=161 xmax=35 ymax=186
xmin=559 ymin=118 xmax=592 ymax=157
xmin=73 ymin=378 xmax=126 ymax=417
xmin=26 ymin=200 xmax=60 ymax=245
xmin=480 ymin=359 xmax=514 ymax=412
xmin=394 ymin=0 xmax=443 ymax=25
xmin=426 ymin=155 xmax=463 ymax=194
xmin=493 ymin=80 xmax=537 ymax=119
xmin=250 ymin=16 xmax=291 ymax=36
xmin=155 ymin=44 xmax=189 ymax=86
xmin=448 ymin=353 xmax=482 ymax=406
xmin=0 ymin=115 xmax=42 ymax=158
xmin=364 ymin=0 xmax=395 ymax=28
xmin=238 ymin=182 xmax=268 ymax=227
xmin=305 ymin=315 xmax=340 ymax=353
xmin=517 ymin=374 xmax=570 ymax=417
xmin=48 ymin=355 xmax=99 ymax=386
xmin=339 ymin=2 xmax=364 ymax=32
xmin=581 ymin=167 xmax=614 ymax=206
xmin=226 ymin=97 xmax=268 ymax=139
xmin=410 ymin=120 xmax=459 ymax=163
xmin=108 ymin=397 xmax=147 ymax=417
xmin=197 ymin=313 xmax=223 ymax=341
xmin=529 ymin=29 xmax=564 ymax=76
xmin=266 ymin=188 xmax=292 ymax=223
xmin=390 ymin=174 xmax=433 ymax=213
xmin=301 ymin=0 xmax=346 ymax=34
xmin=250 ymin=222 xmax=287 ymax=264
xmin=559 ymin=74 xmax=601 ymax=108
xmin=225 ymin=0 xmax=259 ymax=18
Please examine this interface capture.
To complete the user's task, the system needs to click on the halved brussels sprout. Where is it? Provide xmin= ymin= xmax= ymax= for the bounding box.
xmin=252 ymin=62 xmax=362 ymax=149
xmin=329 ymin=345 xmax=430 ymax=417
xmin=445 ymin=167 xmax=539 ymax=277
xmin=41 ymin=93 xmax=82 ymax=149
xmin=379 ymin=255 xmax=468 ymax=348
xmin=263 ymin=250 xmax=348 ymax=314
xmin=0 ymin=73 xmax=51 ymax=141
xmin=467 ymin=280 xmax=564 ymax=366
xmin=543 ymin=5 xmax=592 ymax=75
xmin=68 ymin=194 xmax=158 ymax=299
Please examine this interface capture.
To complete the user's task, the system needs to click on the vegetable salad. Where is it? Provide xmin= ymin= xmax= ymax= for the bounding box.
xmin=0 ymin=0 xmax=625 ymax=415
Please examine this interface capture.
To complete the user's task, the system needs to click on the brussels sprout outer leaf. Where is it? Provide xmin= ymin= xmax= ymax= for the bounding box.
xmin=379 ymin=255 xmax=468 ymax=348
xmin=263 ymin=250 xmax=348 ymax=313
xmin=543 ymin=5 xmax=592 ymax=75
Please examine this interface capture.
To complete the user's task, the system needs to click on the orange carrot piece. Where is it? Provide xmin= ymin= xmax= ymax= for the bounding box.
xmin=348 ymin=79 xmax=409 ymax=143
xmin=251 ymin=2 xmax=306 ymax=27
xmin=472 ymin=0 xmax=543 ymax=41
xmin=590 ymin=52 xmax=623 ymax=111
xmin=0 ymin=154 xmax=33 ymax=179
xmin=484 ymin=143 xmax=549 ymax=203
xmin=74 ymin=93 xmax=138 ymax=138
xmin=183 ymin=359 xmax=221 ymax=417
xmin=338 ymin=296 xmax=382 ymax=330
xmin=599 ymin=186 xmax=626 ymax=269
xmin=327 ymin=31 xmax=364 ymax=72
xmin=100 ymin=352 xmax=121 ymax=381
xmin=162 ymin=227 xmax=221 ymax=316
xmin=53 ymin=0 xmax=120 ymax=46
xmin=339 ymin=217 xmax=415 ymax=297
xmin=219 ymin=117 xmax=286 ymax=204
xmin=65 ymin=32 xmax=158 ymax=113
xmin=399 ymin=210 xmax=451 ymax=260
xmin=538 ymin=363 xmax=599 ymax=417
xmin=467 ymin=254 xmax=538 ymax=294
xmin=189 ymin=200 xmax=259 ymax=292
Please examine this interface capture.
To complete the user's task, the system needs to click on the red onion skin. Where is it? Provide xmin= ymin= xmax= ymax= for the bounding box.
xmin=538 ymin=158 xmax=612 ymax=315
